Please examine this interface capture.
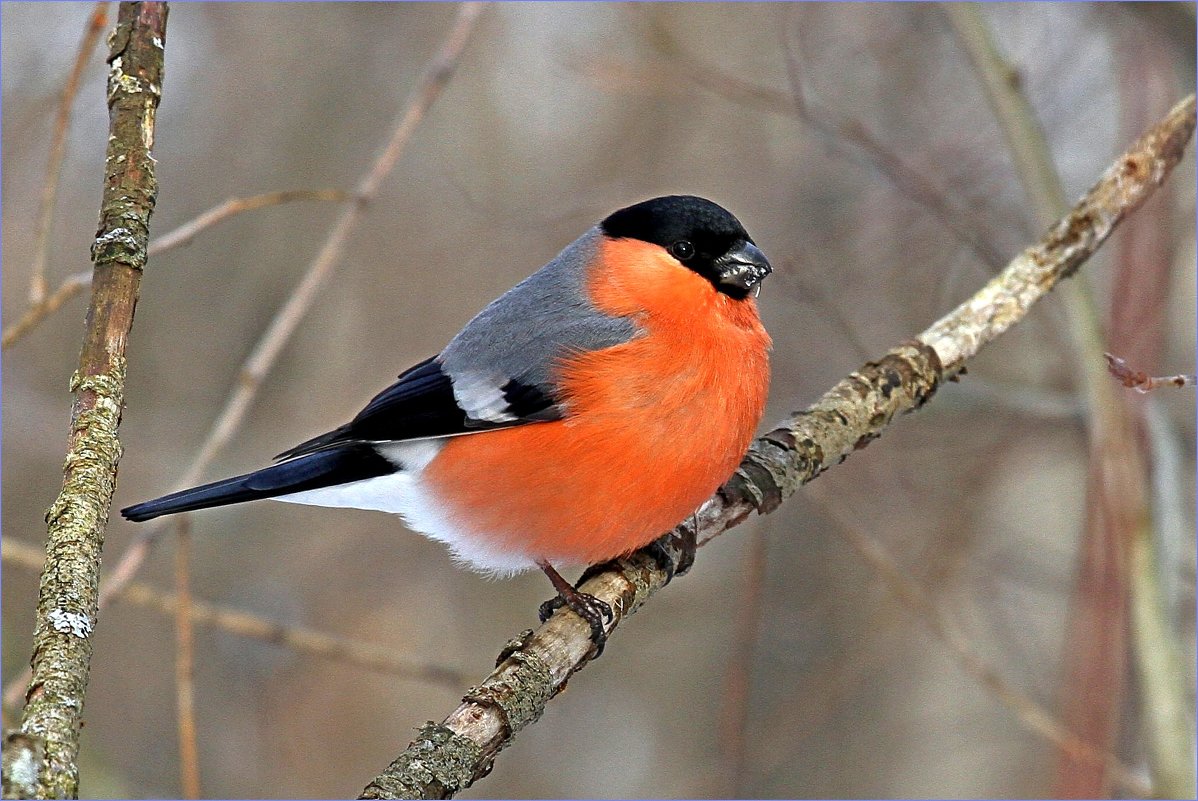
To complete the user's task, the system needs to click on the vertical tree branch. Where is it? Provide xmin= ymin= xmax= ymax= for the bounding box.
xmin=9 ymin=4 xmax=167 ymax=798
xmin=944 ymin=6 xmax=1130 ymax=795
xmin=173 ymin=520 xmax=200 ymax=799
xmin=1105 ymin=57 xmax=1197 ymax=799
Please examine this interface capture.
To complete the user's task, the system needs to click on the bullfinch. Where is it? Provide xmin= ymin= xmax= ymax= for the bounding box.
xmin=122 ymin=195 xmax=773 ymax=650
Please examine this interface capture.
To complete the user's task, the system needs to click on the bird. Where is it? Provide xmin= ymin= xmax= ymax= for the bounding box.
xmin=121 ymin=195 xmax=772 ymax=653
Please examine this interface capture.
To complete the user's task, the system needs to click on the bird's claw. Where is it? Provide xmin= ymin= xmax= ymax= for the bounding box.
xmin=645 ymin=523 xmax=697 ymax=581
xmin=539 ymin=588 xmax=613 ymax=658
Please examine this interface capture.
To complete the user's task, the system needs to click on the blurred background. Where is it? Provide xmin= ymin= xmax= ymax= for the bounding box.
xmin=3 ymin=3 xmax=1194 ymax=798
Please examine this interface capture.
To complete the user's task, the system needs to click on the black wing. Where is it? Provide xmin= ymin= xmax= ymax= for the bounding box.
xmin=274 ymin=356 xmax=562 ymax=461
xmin=123 ymin=443 xmax=397 ymax=521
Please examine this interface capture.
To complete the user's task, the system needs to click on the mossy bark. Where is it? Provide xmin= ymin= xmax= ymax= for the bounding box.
xmin=7 ymin=4 xmax=168 ymax=799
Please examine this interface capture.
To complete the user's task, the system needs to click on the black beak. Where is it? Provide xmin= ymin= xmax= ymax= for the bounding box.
xmin=715 ymin=241 xmax=772 ymax=295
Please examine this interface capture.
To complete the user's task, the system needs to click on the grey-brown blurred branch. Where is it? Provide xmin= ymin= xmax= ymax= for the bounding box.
xmin=2 ymin=272 xmax=93 ymax=350
xmin=5 ymin=5 xmax=167 ymax=799
xmin=2 ymin=538 xmax=468 ymax=691
xmin=173 ymin=520 xmax=200 ymax=799
xmin=28 ymin=2 xmax=109 ymax=306
xmin=150 ymin=188 xmax=348 ymax=253
xmin=3 ymin=189 xmax=347 ymax=350
xmin=360 ymin=96 xmax=1195 ymax=801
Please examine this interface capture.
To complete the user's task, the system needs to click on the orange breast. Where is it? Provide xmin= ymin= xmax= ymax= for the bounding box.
xmin=423 ymin=237 xmax=771 ymax=565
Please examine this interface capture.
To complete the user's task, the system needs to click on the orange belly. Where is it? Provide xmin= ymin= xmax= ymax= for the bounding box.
xmin=422 ymin=237 xmax=771 ymax=566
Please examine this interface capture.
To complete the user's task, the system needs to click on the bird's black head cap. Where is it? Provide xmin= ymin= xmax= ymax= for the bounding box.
xmin=600 ymin=195 xmax=771 ymax=299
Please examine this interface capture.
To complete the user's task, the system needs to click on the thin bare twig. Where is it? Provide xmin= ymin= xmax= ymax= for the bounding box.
xmin=774 ymin=21 xmax=1008 ymax=271
xmin=28 ymin=2 xmax=109 ymax=305
xmin=360 ymin=95 xmax=1195 ymax=801
xmin=2 ymin=271 xmax=93 ymax=349
xmin=150 ymin=189 xmax=348 ymax=253
xmin=174 ymin=520 xmax=200 ymax=800
xmin=2 ymin=539 xmax=468 ymax=689
xmin=940 ymin=38 xmax=1136 ymax=792
xmin=3 ymin=189 xmax=347 ymax=350
xmin=1105 ymin=352 xmax=1196 ymax=393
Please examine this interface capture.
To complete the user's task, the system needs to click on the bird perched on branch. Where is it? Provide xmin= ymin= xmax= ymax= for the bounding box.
xmin=122 ymin=195 xmax=772 ymax=653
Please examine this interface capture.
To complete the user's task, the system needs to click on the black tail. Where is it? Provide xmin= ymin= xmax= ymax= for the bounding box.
xmin=120 ymin=443 xmax=396 ymax=522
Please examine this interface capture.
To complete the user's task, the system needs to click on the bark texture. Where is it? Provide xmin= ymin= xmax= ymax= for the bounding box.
xmin=7 ymin=4 xmax=167 ymax=799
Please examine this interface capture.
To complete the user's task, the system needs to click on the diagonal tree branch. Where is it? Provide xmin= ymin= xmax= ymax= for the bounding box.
xmin=6 ymin=5 xmax=168 ymax=799
xmin=1105 ymin=352 xmax=1196 ymax=392
xmin=580 ymin=49 xmax=1007 ymax=271
xmin=2 ymin=271 xmax=93 ymax=350
xmin=360 ymin=95 xmax=1195 ymax=800
xmin=148 ymin=188 xmax=348 ymax=253
xmin=2 ymin=0 xmax=486 ymax=713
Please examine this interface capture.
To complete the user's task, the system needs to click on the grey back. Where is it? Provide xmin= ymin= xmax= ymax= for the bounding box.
xmin=439 ymin=227 xmax=641 ymax=421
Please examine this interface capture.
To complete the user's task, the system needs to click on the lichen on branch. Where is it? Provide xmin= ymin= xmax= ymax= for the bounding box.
xmin=6 ymin=4 xmax=169 ymax=799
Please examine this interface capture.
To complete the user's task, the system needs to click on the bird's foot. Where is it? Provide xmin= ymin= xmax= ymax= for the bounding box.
xmin=537 ymin=561 xmax=614 ymax=658
xmin=644 ymin=520 xmax=698 ymax=582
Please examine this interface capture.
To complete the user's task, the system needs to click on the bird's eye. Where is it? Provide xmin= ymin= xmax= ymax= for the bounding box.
xmin=669 ymin=240 xmax=695 ymax=261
